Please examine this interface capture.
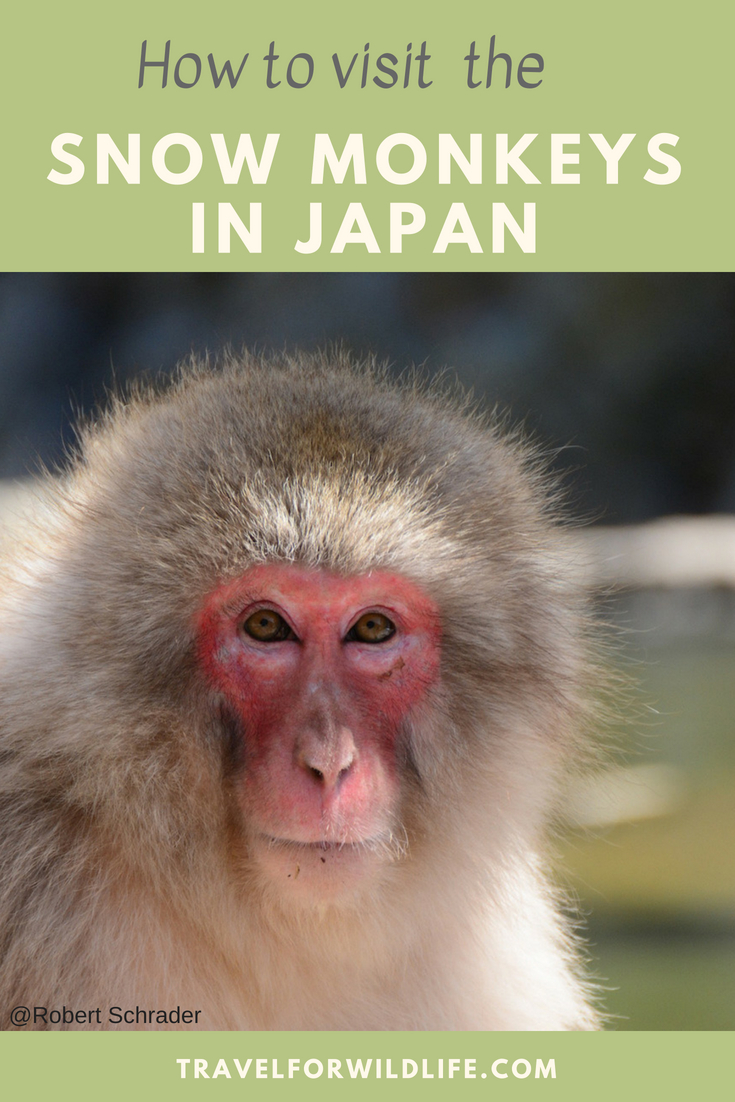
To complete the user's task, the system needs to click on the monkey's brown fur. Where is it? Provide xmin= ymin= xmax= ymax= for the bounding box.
xmin=0 ymin=350 xmax=599 ymax=1030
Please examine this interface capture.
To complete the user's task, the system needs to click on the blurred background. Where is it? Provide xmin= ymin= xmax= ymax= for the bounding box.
xmin=0 ymin=271 xmax=733 ymax=1030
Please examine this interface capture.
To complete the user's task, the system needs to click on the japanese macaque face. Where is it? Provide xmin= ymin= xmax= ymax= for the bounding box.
xmin=198 ymin=563 xmax=441 ymax=900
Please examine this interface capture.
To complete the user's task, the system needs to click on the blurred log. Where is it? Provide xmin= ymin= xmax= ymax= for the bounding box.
xmin=576 ymin=515 xmax=735 ymax=590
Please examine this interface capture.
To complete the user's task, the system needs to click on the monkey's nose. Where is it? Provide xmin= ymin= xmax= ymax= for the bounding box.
xmin=297 ymin=730 xmax=356 ymax=789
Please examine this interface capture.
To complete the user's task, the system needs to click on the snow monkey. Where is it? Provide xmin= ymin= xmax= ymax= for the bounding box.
xmin=0 ymin=350 xmax=600 ymax=1030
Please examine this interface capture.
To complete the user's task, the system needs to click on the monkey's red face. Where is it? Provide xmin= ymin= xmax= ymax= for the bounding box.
xmin=197 ymin=564 xmax=441 ymax=901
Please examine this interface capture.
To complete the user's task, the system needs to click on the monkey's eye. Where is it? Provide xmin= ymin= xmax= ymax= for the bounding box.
xmin=241 ymin=610 xmax=294 ymax=642
xmin=345 ymin=612 xmax=396 ymax=644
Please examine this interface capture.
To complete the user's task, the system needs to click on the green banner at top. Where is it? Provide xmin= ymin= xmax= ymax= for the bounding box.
xmin=4 ymin=0 xmax=730 ymax=270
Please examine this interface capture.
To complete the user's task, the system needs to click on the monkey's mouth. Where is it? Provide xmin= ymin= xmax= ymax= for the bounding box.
xmin=254 ymin=830 xmax=406 ymax=881
xmin=260 ymin=835 xmax=379 ymax=853
xmin=251 ymin=832 xmax=398 ymax=901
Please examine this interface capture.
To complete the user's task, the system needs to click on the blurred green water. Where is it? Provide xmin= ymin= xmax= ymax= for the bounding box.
xmin=594 ymin=933 xmax=735 ymax=1031
xmin=563 ymin=636 xmax=735 ymax=1030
